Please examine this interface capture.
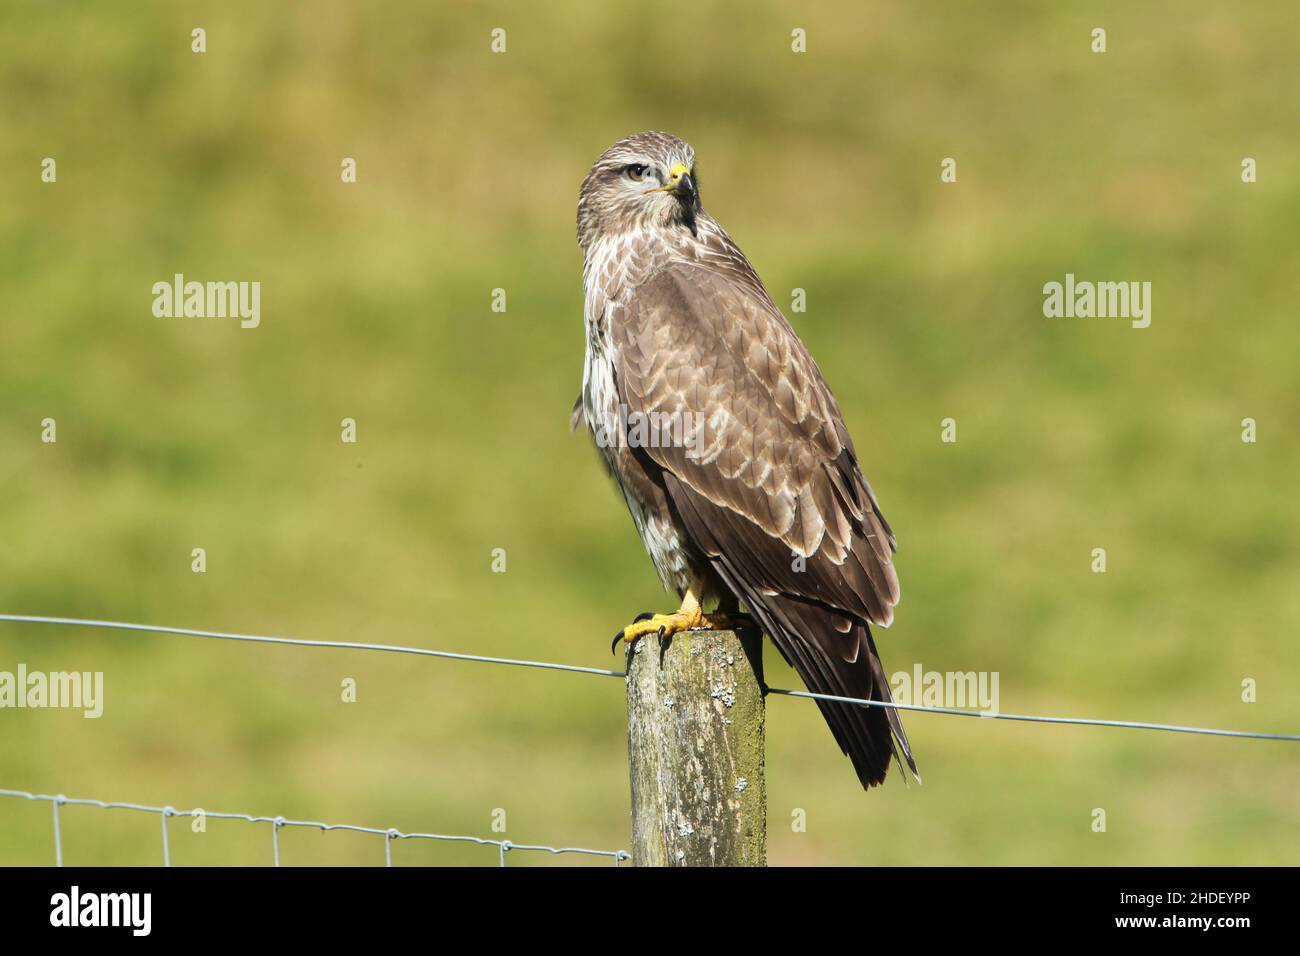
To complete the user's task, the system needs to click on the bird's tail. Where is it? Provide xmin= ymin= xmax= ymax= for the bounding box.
xmin=750 ymin=592 xmax=918 ymax=789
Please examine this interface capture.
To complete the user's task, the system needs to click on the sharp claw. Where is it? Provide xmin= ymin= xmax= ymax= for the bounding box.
xmin=633 ymin=612 xmax=655 ymax=623
xmin=611 ymin=631 xmax=626 ymax=654
xmin=656 ymin=625 xmax=666 ymax=639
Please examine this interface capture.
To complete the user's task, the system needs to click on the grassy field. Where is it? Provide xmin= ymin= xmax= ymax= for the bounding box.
xmin=1 ymin=1 xmax=1296 ymax=865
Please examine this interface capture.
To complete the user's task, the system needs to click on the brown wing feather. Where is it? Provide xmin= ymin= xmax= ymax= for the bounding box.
xmin=612 ymin=256 xmax=917 ymax=787
xmin=663 ymin=471 xmax=915 ymax=786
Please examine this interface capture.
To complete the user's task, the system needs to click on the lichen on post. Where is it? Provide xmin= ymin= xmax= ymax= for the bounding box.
xmin=624 ymin=628 xmax=766 ymax=866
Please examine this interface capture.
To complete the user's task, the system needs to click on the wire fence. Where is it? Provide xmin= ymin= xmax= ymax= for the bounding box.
xmin=0 ymin=788 xmax=629 ymax=867
xmin=2 ymin=611 xmax=1297 ymax=867
xmin=3 ymin=613 xmax=1296 ymax=741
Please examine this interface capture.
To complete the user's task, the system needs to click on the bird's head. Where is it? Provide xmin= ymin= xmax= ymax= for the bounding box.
xmin=577 ymin=131 xmax=700 ymax=250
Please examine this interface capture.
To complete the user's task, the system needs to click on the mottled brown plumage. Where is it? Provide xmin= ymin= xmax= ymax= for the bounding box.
xmin=575 ymin=131 xmax=916 ymax=788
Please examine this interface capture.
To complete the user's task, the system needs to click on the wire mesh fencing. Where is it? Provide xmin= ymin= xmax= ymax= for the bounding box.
xmin=0 ymin=787 xmax=629 ymax=867
xmin=2 ymin=612 xmax=1296 ymax=867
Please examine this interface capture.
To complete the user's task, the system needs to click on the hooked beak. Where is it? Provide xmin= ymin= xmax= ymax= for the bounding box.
xmin=664 ymin=162 xmax=697 ymax=207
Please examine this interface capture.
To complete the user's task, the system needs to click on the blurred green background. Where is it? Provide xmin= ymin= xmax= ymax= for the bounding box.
xmin=1 ymin=1 xmax=1297 ymax=866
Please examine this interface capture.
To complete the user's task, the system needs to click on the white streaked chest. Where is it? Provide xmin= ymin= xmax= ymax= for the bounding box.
xmin=580 ymin=234 xmax=641 ymax=454
xmin=578 ymin=232 xmax=695 ymax=592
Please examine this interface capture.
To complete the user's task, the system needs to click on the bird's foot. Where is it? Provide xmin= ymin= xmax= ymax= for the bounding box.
xmin=611 ymin=608 xmax=758 ymax=653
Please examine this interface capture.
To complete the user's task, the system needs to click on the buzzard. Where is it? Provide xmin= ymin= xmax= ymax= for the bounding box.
xmin=574 ymin=131 xmax=917 ymax=788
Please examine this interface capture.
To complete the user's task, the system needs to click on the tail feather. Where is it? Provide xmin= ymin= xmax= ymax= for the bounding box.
xmin=657 ymin=470 xmax=917 ymax=789
xmin=759 ymin=593 xmax=916 ymax=788
xmin=713 ymin=574 xmax=917 ymax=789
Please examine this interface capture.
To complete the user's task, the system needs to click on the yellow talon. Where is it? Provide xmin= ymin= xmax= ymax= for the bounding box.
xmin=617 ymin=608 xmax=703 ymax=645
xmin=611 ymin=588 xmax=759 ymax=652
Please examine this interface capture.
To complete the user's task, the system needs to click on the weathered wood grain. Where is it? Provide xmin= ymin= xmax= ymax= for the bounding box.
xmin=625 ymin=628 xmax=766 ymax=866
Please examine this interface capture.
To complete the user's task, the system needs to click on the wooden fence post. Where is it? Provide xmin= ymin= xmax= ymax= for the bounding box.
xmin=624 ymin=628 xmax=766 ymax=866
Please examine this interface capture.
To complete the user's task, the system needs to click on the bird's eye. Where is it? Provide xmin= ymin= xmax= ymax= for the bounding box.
xmin=623 ymin=163 xmax=650 ymax=182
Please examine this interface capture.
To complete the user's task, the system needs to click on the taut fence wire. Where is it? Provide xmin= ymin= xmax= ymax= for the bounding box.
xmin=3 ymin=613 xmax=1296 ymax=742
xmin=2 ymin=611 xmax=1297 ymax=866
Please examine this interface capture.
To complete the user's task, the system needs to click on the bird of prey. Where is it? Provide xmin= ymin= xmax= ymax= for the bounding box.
xmin=574 ymin=131 xmax=917 ymax=788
